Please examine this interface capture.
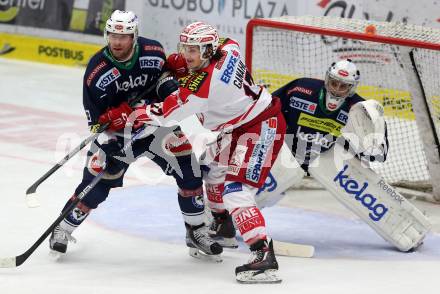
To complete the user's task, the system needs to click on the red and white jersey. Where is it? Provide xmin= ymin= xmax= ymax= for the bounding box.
xmin=145 ymin=39 xmax=272 ymax=131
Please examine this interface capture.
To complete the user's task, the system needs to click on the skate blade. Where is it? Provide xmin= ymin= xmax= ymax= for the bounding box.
xmin=236 ymin=269 xmax=282 ymax=284
xmin=216 ymin=237 xmax=238 ymax=249
xmin=49 ymin=250 xmax=65 ymax=261
xmin=188 ymin=247 xmax=222 ymax=263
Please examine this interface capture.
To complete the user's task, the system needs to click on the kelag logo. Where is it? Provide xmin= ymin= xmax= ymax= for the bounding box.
xmin=116 ymin=74 xmax=150 ymax=93
xmin=334 ymin=164 xmax=388 ymax=221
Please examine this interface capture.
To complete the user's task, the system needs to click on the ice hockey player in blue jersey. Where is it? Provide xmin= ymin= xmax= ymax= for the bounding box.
xmin=49 ymin=10 xmax=222 ymax=260
xmin=273 ymin=59 xmax=389 ymax=170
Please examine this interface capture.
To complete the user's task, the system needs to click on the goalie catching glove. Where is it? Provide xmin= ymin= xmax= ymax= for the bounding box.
xmin=341 ymin=99 xmax=388 ymax=162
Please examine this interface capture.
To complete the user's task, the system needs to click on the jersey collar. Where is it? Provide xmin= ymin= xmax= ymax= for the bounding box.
xmin=318 ymin=88 xmax=346 ymax=114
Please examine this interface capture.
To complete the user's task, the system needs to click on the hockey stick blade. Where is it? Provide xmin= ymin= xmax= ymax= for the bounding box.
xmin=4 ymin=127 xmax=149 ymax=267
xmin=25 ymin=194 xmax=41 ymax=208
xmin=273 ymin=240 xmax=315 ymax=258
xmin=1 ymin=170 xmax=106 ymax=268
xmin=0 ymin=257 xmax=16 ymax=268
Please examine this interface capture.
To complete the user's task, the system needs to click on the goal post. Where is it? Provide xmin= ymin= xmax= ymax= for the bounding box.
xmin=246 ymin=16 xmax=440 ymax=201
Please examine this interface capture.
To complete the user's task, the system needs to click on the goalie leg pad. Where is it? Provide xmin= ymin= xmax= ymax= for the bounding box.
xmin=255 ymin=142 xmax=305 ymax=209
xmin=308 ymin=146 xmax=431 ymax=252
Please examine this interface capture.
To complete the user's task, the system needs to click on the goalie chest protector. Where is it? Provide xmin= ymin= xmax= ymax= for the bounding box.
xmin=273 ymin=78 xmax=364 ymax=167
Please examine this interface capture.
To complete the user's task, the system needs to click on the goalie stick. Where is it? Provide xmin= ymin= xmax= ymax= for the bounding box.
xmin=25 ymin=76 xmax=164 ymax=205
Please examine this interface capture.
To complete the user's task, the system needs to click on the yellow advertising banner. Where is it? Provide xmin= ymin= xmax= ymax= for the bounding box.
xmin=253 ymin=69 xmax=417 ymax=121
xmin=0 ymin=32 xmax=102 ymax=67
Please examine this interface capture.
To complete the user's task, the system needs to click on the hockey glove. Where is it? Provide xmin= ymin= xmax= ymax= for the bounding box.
xmin=98 ymin=102 xmax=133 ymax=131
xmin=341 ymin=99 xmax=387 ymax=158
xmin=128 ymin=104 xmax=154 ymax=129
xmin=98 ymin=138 xmax=127 ymax=175
xmin=165 ymin=53 xmax=188 ymax=78
xmin=156 ymin=75 xmax=179 ymax=101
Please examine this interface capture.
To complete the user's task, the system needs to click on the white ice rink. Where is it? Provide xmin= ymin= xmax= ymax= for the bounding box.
xmin=1 ymin=58 xmax=440 ymax=294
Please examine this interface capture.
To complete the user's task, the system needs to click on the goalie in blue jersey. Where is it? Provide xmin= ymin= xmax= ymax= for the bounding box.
xmin=252 ymin=59 xmax=430 ymax=252
xmin=274 ymin=59 xmax=389 ymax=170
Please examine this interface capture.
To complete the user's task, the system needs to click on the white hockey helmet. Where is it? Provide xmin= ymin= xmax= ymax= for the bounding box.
xmin=324 ymin=59 xmax=360 ymax=111
xmin=179 ymin=21 xmax=219 ymax=60
xmin=104 ymin=10 xmax=138 ymax=47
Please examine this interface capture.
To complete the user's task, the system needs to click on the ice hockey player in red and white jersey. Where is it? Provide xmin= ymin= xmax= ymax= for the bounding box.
xmin=134 ymin=21 xmax=286 ymax=284
xmin=48 ymin=11 xmax=222 ymax=263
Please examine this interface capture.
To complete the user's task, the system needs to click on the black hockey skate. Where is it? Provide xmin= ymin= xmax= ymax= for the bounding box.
xmin=49 ymin=224 xmax=76 ymax=256
xmin=208 ymin=211 xmax=238 ymax=248
xmin=185 ymin=223 xmax=223 ymax=262
xmin=235 ymin=239 xmax=281 ymax=284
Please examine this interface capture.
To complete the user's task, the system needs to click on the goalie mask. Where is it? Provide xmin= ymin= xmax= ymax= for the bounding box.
xmin=178 ymin=21 xmax=219 ymax=61
xmin=324 ymin=59 xmax=360 ymax=111
xmin=104 ymin=10 xmax=138 ymax=48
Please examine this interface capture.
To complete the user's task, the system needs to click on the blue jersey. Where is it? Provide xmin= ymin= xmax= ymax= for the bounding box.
xmin=83 ymin=37 xmax=166 ymax=127
xmin=273 ymin=77 xmax=384 ymax=168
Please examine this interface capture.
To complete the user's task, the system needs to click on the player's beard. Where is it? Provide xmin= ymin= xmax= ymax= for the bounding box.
xmin=110 ymin=45 xmax=134 ymax=62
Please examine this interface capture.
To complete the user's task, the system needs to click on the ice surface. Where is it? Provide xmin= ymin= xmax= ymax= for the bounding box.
xmin=1 ymin=58 xmax=439 ymax=294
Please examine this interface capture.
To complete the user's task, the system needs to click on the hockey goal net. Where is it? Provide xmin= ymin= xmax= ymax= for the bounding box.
xmin=246 ymin=16 xmax=440 ymax=201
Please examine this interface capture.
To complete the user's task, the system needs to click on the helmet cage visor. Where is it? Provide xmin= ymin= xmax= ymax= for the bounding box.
xmin=179 ymin=33 xmax=217 ymax=59
xmin=325 ymin=70 xmax=359 ymax=99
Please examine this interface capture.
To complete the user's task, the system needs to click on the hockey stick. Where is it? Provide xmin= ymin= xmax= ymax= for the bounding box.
xmin=1 ymin=169 xmax=106 ymax=267
xmin=25 ymin=82 xmax=159 ymax=198
xmin=1 ymin=126 xmax=151 ymax=268
xmin=273 ymin=240 xmax=315 ymax=258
